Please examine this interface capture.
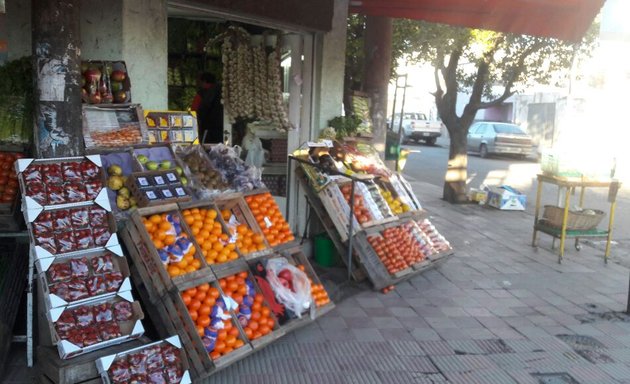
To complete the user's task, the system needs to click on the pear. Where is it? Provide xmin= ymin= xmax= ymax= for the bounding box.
xmin=118 ymin=187 xmax=131 ymax=198
xmin=116 ymin=195 xmax=130 ymax=210
xmin=108 ymin=175 xmax=124 ymax=191
xmin=107 ymin=164 xmax=123 ymax=176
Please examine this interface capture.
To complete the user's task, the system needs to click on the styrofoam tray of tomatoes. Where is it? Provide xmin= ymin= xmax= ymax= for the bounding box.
xmin=28 ymin=205 xmax=122 ymax=259
xmin=96 ymin=335 xmax=192 ymax=384
xmin=48 ymin=291 xmax=145 ymax=360
xmin=244 ymin=192 xmax=294 ymax=247
xmin=0 ymin=151 xmax=24 ymax=206
xmin=36 ymin=250 xmax=131 ymax=310
xmin=16 ymin=155 xmax=109 ymax=213
xmin=366 ymin=222 xmax=428 ymax=276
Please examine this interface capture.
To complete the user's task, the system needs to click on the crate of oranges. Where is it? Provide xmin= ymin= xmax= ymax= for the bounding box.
xmin=123 ymin=205 xmax=211 ymax=298
xmin=180 ymin=205 xmax=245 ymax=275
xmin=176 ymin=278 xmax=253 ymax=369
xmin=284 ymin=249 xmax=334 ymax=314
xmin=244 ymin=192 xmax=295 ymax=248
xmin=214 ymin=198 xmax=270 ymax=260
xmin=216 ymin=269 xmax=284 ymax=349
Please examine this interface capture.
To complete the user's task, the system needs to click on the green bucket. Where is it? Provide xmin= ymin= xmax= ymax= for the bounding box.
xmin=313 ymin=233 xmax=341 ymax=267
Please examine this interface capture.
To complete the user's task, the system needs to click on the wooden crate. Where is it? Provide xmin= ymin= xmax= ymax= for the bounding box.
xmin=36 ymin=338 xmax=147 ymax=384
xmin=214 ymin=265 xmax=286 ymax=350
xmin=177 ymin=199 xmax=253 ymax=276
xmin=212 ymin=197 xmax=272 ymax=261
xmin=126 ymin=169 xmax=192 ymax=207
xmin=123 ymin=205 xmax=212 ymax=298
xmin=277 ymin=247 xmax=335 ymax=319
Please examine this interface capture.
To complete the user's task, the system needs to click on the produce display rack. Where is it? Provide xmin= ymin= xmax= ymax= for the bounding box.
xmin=119 ymin=191 xmax=335 ymax=380
xmin=288 ymin=154 xmax=453 ymax=291
xmin=531 ymin=173 xmax=620 ymax=263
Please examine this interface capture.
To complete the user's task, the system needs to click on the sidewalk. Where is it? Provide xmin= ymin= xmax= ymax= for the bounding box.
xmin=5 ymin=180 xmax=630 ymax=383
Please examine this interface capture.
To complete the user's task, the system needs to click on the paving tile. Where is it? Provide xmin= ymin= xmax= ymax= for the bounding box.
xmin=388 ymin=340 xmax=426 ymax=356
xmin=343 ymin=370 xmax=382 ymax=384
xmin=323 ymin=328 xmax=360 ymax=342
xmin=425 ymin=316 xmax=457 ymax=329
xmin=467 ymin=327 xmax=497 ymax=340
xmin=418 ymin=340 xmax=456 ymax=355
xmin=388 ymin=306 xmax=418 ymax=317
xmin=328 ymin=341 xmax=366 ymax=356
xmin=410 ymin=328 xmax=441 ymax=341
xmin=451 ymin=316 xmax=483 ymax=329
xmin=379 ymin=328 xmax=414 ymax=340
xmin=343 ymin=316 xmax=376 ymax=329
xmin=447 ymin=339 xmax=486 ymax=354
xmin=316 ymin=316 xmax=348 ymax=330
xmin=308 ymin=372 xmax=346 ymax=384
xmin=464 ymin=307 xmax=494 ymax=317
xmin=350 ymin=328 xmax=384 ymax=342
xmin=301 ymin=355 xmax=343 ymax=373
xmin=436 ymin=327 xmax=475 ymax=341
xmin=430 ymin=355 xmax=497 ymax=372
xmin=336 ymin=354 xmax=377 ymax=371
xmin=444 ymin=368 xmax=518 ymax=384
xmin=356 ymin=297 xmax=385 ymax=308
xmin=371 ymin=316 xmax=404 ymax=329
xmin=505 ymin=370 xmax=540 ymax=384
xmin=490 ymin=327 xmax=526 ymax=340
xmin=599 ymin=363 xmax=630 ymax=381
xmin=568 ymin=365 xmax=619 ymax=384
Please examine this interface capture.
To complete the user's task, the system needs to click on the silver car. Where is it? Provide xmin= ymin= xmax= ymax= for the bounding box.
xmin=467 ymin=122 xmax=533 ymax=159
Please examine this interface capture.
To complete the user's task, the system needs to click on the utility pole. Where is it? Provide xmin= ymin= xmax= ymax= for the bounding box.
xmin=32 ymin=0 xmax=83 ymax=157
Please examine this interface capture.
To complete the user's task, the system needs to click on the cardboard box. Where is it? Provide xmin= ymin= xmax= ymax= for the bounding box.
xmin=485 ymin=185 xmax=527 ymax=211
xmin=95 ymin=335 xmax=192 ymax=384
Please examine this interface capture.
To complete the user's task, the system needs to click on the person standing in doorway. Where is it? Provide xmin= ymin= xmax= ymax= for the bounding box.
xmin=191 ymin=73 xmax=224 ymax=143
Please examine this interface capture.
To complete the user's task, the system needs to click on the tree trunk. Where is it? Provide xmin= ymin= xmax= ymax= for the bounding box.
xmin=443 ymin=127 xmax=469 ymax=203
xmin=32 ymin=0 xmax=83 ymax=158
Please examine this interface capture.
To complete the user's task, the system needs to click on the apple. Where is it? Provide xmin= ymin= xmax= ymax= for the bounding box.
xmin=137 ymin=154 xmax=149 ymax=165
xmin=111 ymin=70 xmax=126 ymax=82
xmin=114 ymin=91 xmax=128 ymax=103
xmin=111 ymin=81 xmax=124 ymax=92
xmin=84 ymin=68 xmax=101 ymax=83
xmin=89 ymin=93 xmax=102 ymax=104
xmin=146 ymin=161 xmax=159 ymax=171
xmin=159 ymin=160 xmax=171 ymax=169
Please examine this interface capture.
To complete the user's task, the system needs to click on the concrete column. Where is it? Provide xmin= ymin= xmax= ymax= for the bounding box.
xmin=314 ymin=0 xmax=348 ymax=134
xmin=6 ymin=0 xmax=31 ymax=60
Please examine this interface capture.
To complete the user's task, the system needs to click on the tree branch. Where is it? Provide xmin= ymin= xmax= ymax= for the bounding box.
xmin=478 ymin=87 xmax=516 ymax=109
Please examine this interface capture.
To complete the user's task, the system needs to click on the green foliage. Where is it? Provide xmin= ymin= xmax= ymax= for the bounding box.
xmin=0 ymin=57 xmax=33 ymax=145
xmin=328 ymin=115 xmax=362 ymax=139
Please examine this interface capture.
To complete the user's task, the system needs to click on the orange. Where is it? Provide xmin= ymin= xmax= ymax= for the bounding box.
xmin=234 ymin=339 xmax=245 ymax=349
xmin=203 ymin=296 xmax=216 ymax=308
xmin=225 ymin=335 xmax=236 ymax=347
xmin=153 ymin=239 xmax=164 ymax=249
xmin=185 ymin=265 xmax=197 ymax=273
xmin=197 ymin=315 xmax=211 ymax=328
xmin=181 ymin=293 xmax=192 ymax=306
xmin=208 ymin=287 xmax=220 ymax=299
xmin=223 ymin=321 xmax=233 ymax=331
xmin=223 ymin=347 xmax=234 ymax=355
xmin=244 ymin=328 xmax=253 ymax=339
xmin=214 ymin=341 xmax=226 ymax=353
xmin=248 ymin=320 xmax=259 ymax=331
xmin=238 ymin=271 xmax=248 ymax=279
xmin=188 ymin=309 xmax=198 ymax=322
xmin=259 ymin=325 xmax=271 ymax=335
xmin=190 ymin=259 xmax=202 ymax=269
xmin=189 ymin=299 xmax=201 ymax=311
xmin=261 ymin=307 xmax=271 ymax=317
xmin=217 ymin=329 xmax=227 ymax=340
xmin=210 ymin=351 xmax=221 ymax=360
xmin=221 ymin=209 xmax=231 ymax=220
xmin=149 ymin=214 xmax=162 ymax=224
xmin=196 ymin=325 xmax=205 ymax=337
xmin=194 ymin=290 xmax=207 ymax=301
xmin=167 ymin=265 xmax=181 ymax=277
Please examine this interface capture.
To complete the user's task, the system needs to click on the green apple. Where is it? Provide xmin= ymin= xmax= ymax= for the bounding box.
xmin=146 ymin=161 xmax=159 ymax=171
xmin=160 ymin=160 xmax=172 ymax=169
xmin=175 ymin=166 xmax=183 ymax=176
xmin=137 ymin=154 xmax=149 ymax=165
xmin=180 ymin=176 xmax=188 ymax=185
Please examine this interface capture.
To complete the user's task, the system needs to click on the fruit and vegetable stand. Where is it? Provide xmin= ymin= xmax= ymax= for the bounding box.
xmin=7 ymin=105 xmax=337 ymax=382
xmin=288 ymin=140 xmax=453 ymax=291
xmin=531 ymin=173 xmax=621 ymax=264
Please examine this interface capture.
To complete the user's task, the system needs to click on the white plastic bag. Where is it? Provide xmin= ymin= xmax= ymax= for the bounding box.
xmin=265 ymin=257 xmax=312 ymax=318
xmin=243 ymin=132 xmax=265 ymax=168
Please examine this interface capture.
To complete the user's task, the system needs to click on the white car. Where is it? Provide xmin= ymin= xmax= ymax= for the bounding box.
xmin=388 ymin=112 xmax=442 ymax=145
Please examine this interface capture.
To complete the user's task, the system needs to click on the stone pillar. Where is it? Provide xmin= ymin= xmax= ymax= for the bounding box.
xmin=32 ymin=0 xmax=83 ymax=157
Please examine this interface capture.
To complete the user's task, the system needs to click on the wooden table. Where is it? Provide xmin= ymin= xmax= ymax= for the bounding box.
xmin=531 ymin=174 xmax=620 ymax=263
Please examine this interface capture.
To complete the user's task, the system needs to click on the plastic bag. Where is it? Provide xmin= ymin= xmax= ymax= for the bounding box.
xmin=242 ymin=132 xmax=265 ymax=168
xmin=265 ymin=258 xmax=312 ymax=318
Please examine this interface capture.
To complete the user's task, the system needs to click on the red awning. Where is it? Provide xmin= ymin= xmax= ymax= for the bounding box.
xmin=349 ymin=0 xmax=605 ymax=42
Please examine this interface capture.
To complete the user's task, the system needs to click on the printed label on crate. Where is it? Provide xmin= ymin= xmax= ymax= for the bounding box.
xmin=159 ymin=188 xmax=173 ymax=199
xmin=153 ymin=175 xmax=166 ymax=186
xmin=263 ymin=216 xmax=273 ymax=228
xmin=173 ymin=187 xmax=187 ymax=197
xmin=137 ymin=177 xmax=151 ymax=188
xmin=145 ymin=190 xmax=158 ymax=200
xmin=165 ymin=172 xmax=178 ymax=183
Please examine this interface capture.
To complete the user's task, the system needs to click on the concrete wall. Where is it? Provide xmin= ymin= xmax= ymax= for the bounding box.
xmin=5 ymin=0 xmax=167 ymax=110
xmin=5 ymin=0 xmax=30 ymax=60
xmin=314 ymin=0 xmax=348 ymax=135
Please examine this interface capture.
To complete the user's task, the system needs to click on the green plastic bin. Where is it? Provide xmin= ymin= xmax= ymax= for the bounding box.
xmin=313 ymin=233 xmax=341 ymax=267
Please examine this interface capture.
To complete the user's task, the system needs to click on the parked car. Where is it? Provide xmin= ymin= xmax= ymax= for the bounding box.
xmin=388 ymin=112 xmax=442 ymax=145
xmin=467 ymin=122 xmax=533 ymax=159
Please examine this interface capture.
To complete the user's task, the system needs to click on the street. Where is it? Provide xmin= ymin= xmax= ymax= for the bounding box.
xmin=401 ymin=139 xmax=630 ymax=262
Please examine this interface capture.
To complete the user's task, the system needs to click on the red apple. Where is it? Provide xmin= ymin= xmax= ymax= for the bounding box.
xmin=84 ymin=68 xmax=101 ymax=83
xmin=111 ymin=70 xmax=126 ymax=82
xmin=89 ymin=93 xmax=102 ymax=104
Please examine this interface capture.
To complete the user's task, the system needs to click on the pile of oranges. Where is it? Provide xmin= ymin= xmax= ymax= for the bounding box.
xmin=219 ymin=272 xmax=275 ymax=341
xmin=297 ymin=265 xmax=331 ymax=308
xmin=220 ymin=208 xmax=267 ymax=255
xmin=182 ymin=207 xmax=239 ymax=265
xmin=180 ymin=282 xmax=246 ymax=360
xmin=245 ymin=193 xmax=294 ymax=247
xmin=142 ymin=213 xmax=201 ymax=278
